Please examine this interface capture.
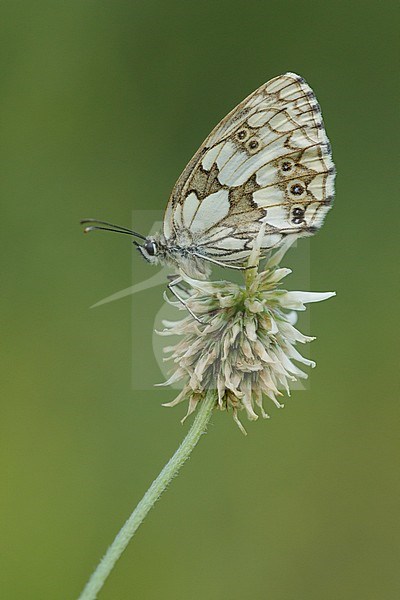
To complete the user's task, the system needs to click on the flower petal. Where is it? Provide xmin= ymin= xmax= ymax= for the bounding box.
xmin=280 ymin=291 xmax=336 ymax=310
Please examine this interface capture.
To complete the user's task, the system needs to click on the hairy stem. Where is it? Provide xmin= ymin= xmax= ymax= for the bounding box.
xmin=77 ymin=390 xmax=216 ymax=600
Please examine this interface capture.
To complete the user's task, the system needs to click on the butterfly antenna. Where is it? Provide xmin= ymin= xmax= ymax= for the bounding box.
xmin=80 ymin=219 xmax=146 ymax=242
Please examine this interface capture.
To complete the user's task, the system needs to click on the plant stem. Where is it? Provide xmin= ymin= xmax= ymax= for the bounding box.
xmin=77 ymin=390 xmax=216 ymax=600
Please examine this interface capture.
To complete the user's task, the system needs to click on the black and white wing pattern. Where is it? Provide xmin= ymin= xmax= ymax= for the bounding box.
xmin=163 ymin=72 xmax=335 ymax=264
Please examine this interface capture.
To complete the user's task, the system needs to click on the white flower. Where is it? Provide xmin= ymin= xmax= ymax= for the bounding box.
xmin=157 ymin=227 xmax=335 ymax=434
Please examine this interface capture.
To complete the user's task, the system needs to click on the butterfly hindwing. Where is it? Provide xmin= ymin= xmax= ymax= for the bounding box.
xmin=163 ymin=72 xmax=335 ymax=263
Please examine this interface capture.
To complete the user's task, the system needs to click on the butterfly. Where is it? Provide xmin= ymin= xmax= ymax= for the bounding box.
xmin=82 ymin=72 xmax=335 ymax=314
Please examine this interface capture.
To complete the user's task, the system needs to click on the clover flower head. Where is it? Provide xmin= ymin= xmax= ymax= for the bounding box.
xmin=157 ymin=227 xmax=335 ymax=434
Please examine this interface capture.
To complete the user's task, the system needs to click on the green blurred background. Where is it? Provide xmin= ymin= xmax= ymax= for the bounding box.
xmin=1 ymin=2 xmax=398 ymax=599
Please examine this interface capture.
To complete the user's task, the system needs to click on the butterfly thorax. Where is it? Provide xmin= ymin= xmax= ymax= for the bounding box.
xmin=138 ymin=230 xmax=211 ymax=279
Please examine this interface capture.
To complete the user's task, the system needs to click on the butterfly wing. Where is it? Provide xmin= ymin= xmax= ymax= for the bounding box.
xmin=163 ymin=72 xmax=335 ymax=264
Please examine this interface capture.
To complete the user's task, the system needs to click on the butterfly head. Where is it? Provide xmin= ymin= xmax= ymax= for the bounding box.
xmin=137 ymin=237 xmax=161 ymax=265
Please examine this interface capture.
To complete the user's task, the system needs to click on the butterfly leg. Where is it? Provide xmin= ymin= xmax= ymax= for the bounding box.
xmin=166 ymin=274 xmax=189 ymax=294
xmin=167 ymin=276 xmax=204 ymax=323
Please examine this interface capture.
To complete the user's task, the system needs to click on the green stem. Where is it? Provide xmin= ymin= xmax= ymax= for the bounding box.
xmin=77 ymin=390 xmax=216 ymax=600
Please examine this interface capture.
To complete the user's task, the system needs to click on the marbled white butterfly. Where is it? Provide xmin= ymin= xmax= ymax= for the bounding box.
xmin=82 ymin=72 xmax=335 ymax=296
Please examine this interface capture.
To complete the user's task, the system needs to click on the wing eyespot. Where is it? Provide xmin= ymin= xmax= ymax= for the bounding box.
xmin=246 ymin=137 xmax=261 ymax=154
xmin=236 ymin=127 xmax=250 ymax=142
xmin=287 ymin=180 xmax=307 ymax=200
xmin=291 ymin=206 xmax=305 ymax=225
xmin=291 ymin=184 xmax=303 ymax=195
xmin=279 ymin=159 xmax=295 ymax=174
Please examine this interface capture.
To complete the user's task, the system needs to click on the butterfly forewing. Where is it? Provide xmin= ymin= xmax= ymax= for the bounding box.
xmin=163 ymin=72 xmax=335 ymax=263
